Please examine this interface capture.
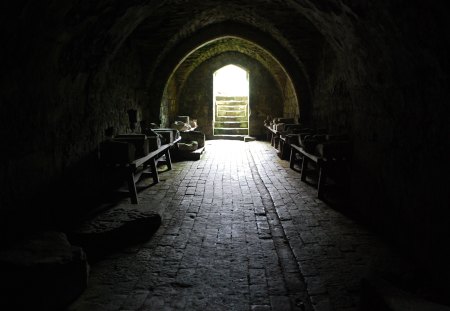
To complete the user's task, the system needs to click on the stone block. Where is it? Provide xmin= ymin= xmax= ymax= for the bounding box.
xmin=68 ymin=207 xmax=161 ymax=261
xmin=175 ymin=115 xmax=190 ymax=124
xmin=153 ymin=128 xmax=180 ymax=144
xmin=0 ymin=231 xmax=89 ymax=310
xmin=180 ymin=131 xmax=205 ymax=148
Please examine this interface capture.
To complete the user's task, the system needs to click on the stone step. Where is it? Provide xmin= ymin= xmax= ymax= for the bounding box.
xmin=217 ymin=110 xmax=247 ymax=117
xmin=213 ymin=128 xmax=249 ymax=135
xmin=216 ymin=101 xmax=247 ymax=106
xmin=214 ymin=121 xmax=248 ymax=128
xmin=172 ymin=146 xmax=205 ymax=161
xmin=215 ymin=96 xmax=248 ymax=101
xmin=215 ymin=105 xmax=247 ymax=111
xmin=214 ymin=116 xmax=248 ymax=122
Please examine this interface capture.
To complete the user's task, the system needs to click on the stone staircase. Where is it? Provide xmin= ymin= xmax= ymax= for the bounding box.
xmin=213 ymin=96 xmax=249 ymax=136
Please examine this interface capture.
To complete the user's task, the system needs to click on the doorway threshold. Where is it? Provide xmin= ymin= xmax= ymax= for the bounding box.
xmin=211 ymin=135 xmax=246 ymax=141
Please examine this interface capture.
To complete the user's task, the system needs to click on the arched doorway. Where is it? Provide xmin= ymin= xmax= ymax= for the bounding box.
xmin=213 ymin=64 xmax=249 ymax=136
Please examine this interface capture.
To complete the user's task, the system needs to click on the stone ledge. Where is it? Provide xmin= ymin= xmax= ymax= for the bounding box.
xmin=173 ymin=146 xmax=205 ymax=161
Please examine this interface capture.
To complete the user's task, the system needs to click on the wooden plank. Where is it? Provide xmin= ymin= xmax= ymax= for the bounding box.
xmin=131 ymin=137 xmax=180 ymax=168
xmin=132 ymin=144 xmax=170 ymax=167
xmin=298 ymin=148 xmax=321 ymax=163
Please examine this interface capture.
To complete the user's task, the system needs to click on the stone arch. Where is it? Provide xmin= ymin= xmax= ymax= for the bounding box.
xmin=144 ymin=22 xmax=311 ymax=128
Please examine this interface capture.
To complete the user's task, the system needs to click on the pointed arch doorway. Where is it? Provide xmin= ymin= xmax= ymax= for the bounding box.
xmin=213 ymin=64 xmax=249 ymax=136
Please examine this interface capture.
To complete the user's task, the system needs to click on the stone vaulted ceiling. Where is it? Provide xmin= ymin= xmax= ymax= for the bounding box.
xmin=54 ymin=0 xmax=330 ymax=100
xmin=122 ymin=0 xmax=329 ymax=118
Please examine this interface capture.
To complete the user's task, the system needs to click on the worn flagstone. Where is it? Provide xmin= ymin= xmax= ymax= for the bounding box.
xmin=68 ymin=140 xmax=411 ymax=311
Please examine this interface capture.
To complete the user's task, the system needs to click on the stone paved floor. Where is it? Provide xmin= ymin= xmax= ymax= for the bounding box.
xmin=68 ymin=140 xmax=411 ymax=311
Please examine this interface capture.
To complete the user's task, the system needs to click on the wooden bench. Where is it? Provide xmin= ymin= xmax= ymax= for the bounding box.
xmin=264 ymin=124 xmax=272 ymax=142
xmin=264 ymin=125 xmax=281 ymax=149
xmin=278 ymin=135 xmax=287 ymax=159
xmin=131 ymin=137 xmax=180 ymax=203
xmin=290 ymin=143 xmax=349 ymax=199
xmin=278 ymin=134 xmax=300 ymax=160
xmin=105 ymin=137 xmax=180 ymax=204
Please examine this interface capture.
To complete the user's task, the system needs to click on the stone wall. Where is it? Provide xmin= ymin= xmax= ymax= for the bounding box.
xmin=1 ymin=0 xmax=449 ymax=289
xmin=160 ymin=79 xmax=179 ymax=128
xmin=305 ymin=0 xmax=450 ymax=286
xmin=282 ymin=76 xmax=300 ymax=121
xmin=0 ymin=6 xmax=149 ymax=228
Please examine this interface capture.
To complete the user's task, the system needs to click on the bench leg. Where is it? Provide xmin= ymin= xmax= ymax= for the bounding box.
xmin=300 ymin=157 xmax=308 ymax=181
xmin=165 ymin=149 xmax=172 ymax=170
xmin=149 ymin=158 xmax=159 ymax=184
xmin=127 ymin=170 xmax=138 ymax=204
xmin=277 ymin=140 xmax=282 ymax=158
xmin=282 ymin=143 xmax=289 ymax=160
xmin=289 ymin=148 xmax=295 ymax=169
xmin=317 ymin=167 xmax=326 ymax=199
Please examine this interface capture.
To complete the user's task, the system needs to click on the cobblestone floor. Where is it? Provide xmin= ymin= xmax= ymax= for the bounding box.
xmin=68 ymin=140 xmax=411 ymax=311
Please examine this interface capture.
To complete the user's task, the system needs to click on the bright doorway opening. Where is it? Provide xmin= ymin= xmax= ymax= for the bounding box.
xmin=213 ymin=65 xmax=249 ymax=136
